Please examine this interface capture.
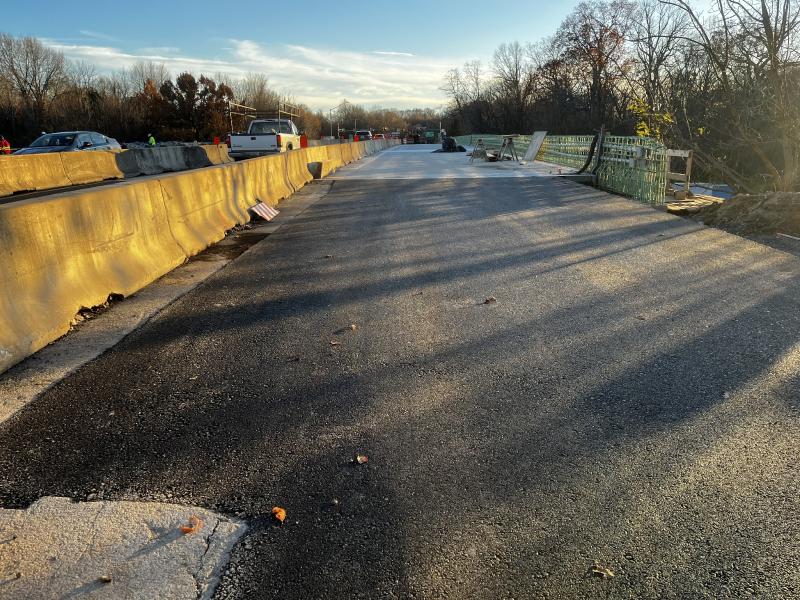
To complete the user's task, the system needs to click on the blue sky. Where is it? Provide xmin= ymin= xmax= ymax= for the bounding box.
xmin=2 ymin=0 xmax=588 ymax=109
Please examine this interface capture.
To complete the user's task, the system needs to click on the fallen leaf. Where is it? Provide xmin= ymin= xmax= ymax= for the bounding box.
xmin=484 ymin=296 xmax=497 ymax=305
xmin=97 ymin=576 xmax=113 ymax=584
xmin=180 ymin=515 xmax=203 ymax=535
xmin=272 ymin=506 xmax=287 ymax=523
xmin=589 ymin=561 xmax=614 ymax=579
xmin=330 ymin=340 xmax=342 ymax=346
xmin=355 ymin=454 xmax=369 ymax=464
xmin=349 ymin=324 xmax=357 ymax=331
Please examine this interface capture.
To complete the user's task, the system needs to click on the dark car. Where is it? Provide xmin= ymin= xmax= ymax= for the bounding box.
xmin=14 ymin=131 xmax=121 ymax=155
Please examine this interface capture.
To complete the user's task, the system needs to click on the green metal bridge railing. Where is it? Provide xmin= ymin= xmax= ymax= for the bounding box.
xmin=594 ymin=136 xmax=668 ymax=207
xmin=458 ymin=133 xmax=669 ymax=205
xmin=537 ymin=135 xmax=595 ymax=170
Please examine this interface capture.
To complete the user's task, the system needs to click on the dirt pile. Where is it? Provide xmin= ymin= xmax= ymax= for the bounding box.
xmin=696 ymin=192 xmax=800 ymax=235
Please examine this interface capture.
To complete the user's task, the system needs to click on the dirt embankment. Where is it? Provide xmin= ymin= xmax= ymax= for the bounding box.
xmin=695 ymin=192 xmax=800 ymax=236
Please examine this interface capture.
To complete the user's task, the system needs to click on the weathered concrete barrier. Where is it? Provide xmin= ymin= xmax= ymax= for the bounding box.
xmin=235 ymin=153 xmax=293 ymax=208
xmin=61 ymin=151 xmax=124 ymax=185
xmin=285 ymin=148 xmax=314 ymax=192
xmin=0 ymin=154 xmax=72 ymax=196
xmin=0 ymin=145 xmax=235 ymax=198
xmin=200 ymin=144 xmax=233 ymax=165
xmin=0 ymin=139 xmax=398 ymax=374
xmin=0 ymin=180 xmax=186 ymax=373
xmin=304 ymin=146 xmax=337 ymax=179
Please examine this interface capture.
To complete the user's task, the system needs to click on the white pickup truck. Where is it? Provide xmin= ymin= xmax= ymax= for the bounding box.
xmin=228 ymin=118 xmax=302 ymax=159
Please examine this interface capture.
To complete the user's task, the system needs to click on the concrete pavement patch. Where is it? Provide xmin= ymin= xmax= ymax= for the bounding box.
xmin=0 ymin=496 xmax=245 ymax=599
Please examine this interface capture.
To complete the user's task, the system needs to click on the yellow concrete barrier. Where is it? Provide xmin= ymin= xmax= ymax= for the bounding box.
xmin=0 ymin=180 xmax=185 ymax=373
xmin=218 ymin=145 xmax=234 ymax=163
xmin=0 ymin=138 xmax=396 ymax=373
xmin=233 ymin=153 xmax=293 ymax=208
xmin=61 ymin=151 xmax=124 ymax=185
xmin=156 ymin=164 xmax=249 ymax=257
xmin=199 ymin=144 xmax=234 ymax=165
xmin=304 ymin=147 xmax=336 ymax=179
xmin=341 ymin=143 xmax=354 ymax=164
xmin=0 ymin=154 xmax=71 ymax=196
xmin=324 ymin=145 xmax=345 ymax=170
xmin=285 ymin=149 xmax=314 ymax=192
xmin=354 ymin=142 xmax=366 ymax=160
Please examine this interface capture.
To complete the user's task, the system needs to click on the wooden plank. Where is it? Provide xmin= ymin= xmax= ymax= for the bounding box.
xmin=666 ymin=149 xmax=692 ymax=158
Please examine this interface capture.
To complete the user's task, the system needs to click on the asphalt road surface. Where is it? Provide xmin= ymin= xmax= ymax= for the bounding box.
xmin=1 ymin=147 xmax=799 ymax=598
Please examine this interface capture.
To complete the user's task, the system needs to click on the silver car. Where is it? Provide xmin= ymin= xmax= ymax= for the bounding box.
xmin=14 ymin=131 xmax=122 ymax=155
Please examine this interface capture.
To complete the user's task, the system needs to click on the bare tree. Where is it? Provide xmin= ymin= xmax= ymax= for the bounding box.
xmin=659 ymin=0 xmax=800 ymax=190
xmin=492 ymin=42 xmax=537 ymax=131
xmin=234 ymin=72 xmax=280 ymax=113
xmin=557 ymin=0 xmax=638 ymax=128
xmin=0 ymin=34 xmax=67 ymax=127
xmin=127 ymin=60 xmax=169 ymax=92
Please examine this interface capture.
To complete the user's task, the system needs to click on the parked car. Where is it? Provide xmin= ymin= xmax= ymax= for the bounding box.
xmin=14 ymin=131 xmax=121 ymax=155
xmin=354 ymin=130 xmax=373 ymax=141
xmin=228 ymin=119 xmax=302 ymax=159
xmin=373 ymin=133 xmax=385 ymax=140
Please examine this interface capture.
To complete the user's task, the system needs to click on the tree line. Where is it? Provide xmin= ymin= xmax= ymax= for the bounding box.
xmin=442 ymin=0 xmax=800 ymax=192
xmin=0 ymin=33 xmax=442 ymax=148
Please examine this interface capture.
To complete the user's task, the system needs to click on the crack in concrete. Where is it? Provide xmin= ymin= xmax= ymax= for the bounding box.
xmin=191 ymin=516 xmax=221 ymax=599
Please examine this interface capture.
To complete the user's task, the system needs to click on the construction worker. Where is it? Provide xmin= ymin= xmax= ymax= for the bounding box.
xmin=147 ymin=133 xmax=156 ymax=147
xmin=0 ymin=135 xmax=10 ymax=155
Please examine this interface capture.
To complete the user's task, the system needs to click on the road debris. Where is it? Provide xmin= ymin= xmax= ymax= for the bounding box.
xmin=98 ymin=575 xmax=113 ymax=584
xmin=271 ymin=507 xmax=287 ymax=524
xmin=180 ymin=514 xmax=203 ymax=534
xmin=589 ymin=560 xmax=615 ymax=579
xmin=483 ymin=296 xmax=497 ymax=305
xmin=354 ymin=454 xmax=369 ymax=465
xmin=330 ymin=340 xmax=342 ymax=347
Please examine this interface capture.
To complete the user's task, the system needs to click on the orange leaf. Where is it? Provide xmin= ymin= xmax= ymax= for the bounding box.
xmin=272 ymin=506 xmax=287 ymax=523
xmin=180 ymin=514 xmax=203 ymax=534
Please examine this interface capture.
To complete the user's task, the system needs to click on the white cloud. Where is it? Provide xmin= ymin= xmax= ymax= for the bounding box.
xmin=42 ymin=37 xmax=458 ymax=110
xmin=373 ymin=51 xmax=415 ymax=57
xmin=138 ymin=47 xmax=181 ymax=55
xmin=78 ymin=30 xmax=118 ymax=42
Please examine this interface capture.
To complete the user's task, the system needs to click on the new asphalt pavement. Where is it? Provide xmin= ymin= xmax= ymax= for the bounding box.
xmin=0 ymin=146 xmax=798 ymax=598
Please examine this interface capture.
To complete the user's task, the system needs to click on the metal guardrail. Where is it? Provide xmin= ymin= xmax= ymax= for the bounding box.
xmin=459 ymin=133 xmax=671 ymax=205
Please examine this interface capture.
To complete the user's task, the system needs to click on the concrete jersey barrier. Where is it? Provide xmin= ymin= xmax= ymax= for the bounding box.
xmin=0 ymin=139 xmax=398 ymax=374
xmin=0 ymin=180 xmax=186 ymax=373
xmin=0 ymin=154 xmax=72 ymax=197
xmin=0 ymin=144 xmax=235 ymax=198
xmin=60 ymin=151 xmax=125 ymax=185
